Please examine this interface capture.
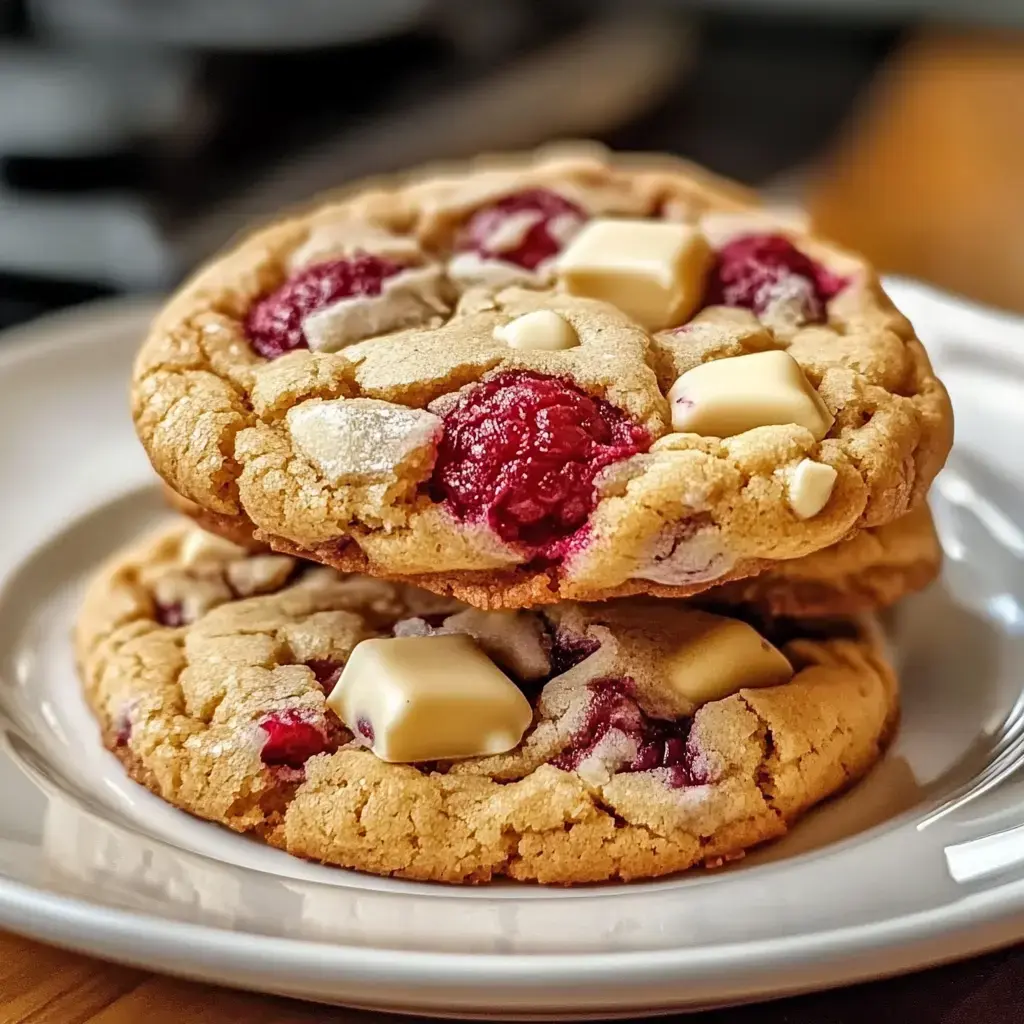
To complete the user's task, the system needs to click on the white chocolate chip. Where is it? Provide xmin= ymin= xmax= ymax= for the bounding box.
xmin=555 ymin=218 xmax=712 ymax=331
xmin=658 ymin=610 xmax=793 ymax=706
xmin=303 ymin=265 xmax=448 ymax=353
xmin=287 ymin=397 xmax=442 ymax=485
xmin=327 ymin=634 xmax=533 ymax=763
xmin=179 ymin=529 xmax=246 ymax=570
xmin=667 ymin=350 xmax=833 ymax=439
xmin=493 ymin=310 xmax=579 ymax=352
xmin=225 ymin=555 xmax=295 ymax=597
xmin=785 ymin=458 xmax=838 ymax=519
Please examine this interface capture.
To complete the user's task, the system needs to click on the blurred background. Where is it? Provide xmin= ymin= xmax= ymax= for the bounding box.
xmin=2 ymin=0 xmax=1023 ymax=330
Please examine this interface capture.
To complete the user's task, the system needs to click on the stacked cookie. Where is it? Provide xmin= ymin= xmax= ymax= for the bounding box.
xmin=78 ymin=147 xmax=952 ymax=883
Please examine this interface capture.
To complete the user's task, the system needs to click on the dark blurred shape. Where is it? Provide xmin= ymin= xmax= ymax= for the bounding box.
xmin=0 ymin=0 xmax=696 ymax=333
xmin=26 ymin=0 xmax=431 ymax=49
xmin=0 ymin=272 xmax=113 ymax=328
xmin=2 ymin=152 xmax=152 ymax=193
xmin=611 ymin=12 xmax=900 ymax=185
xmin=0 ymin=1 xmax=911 ymax=332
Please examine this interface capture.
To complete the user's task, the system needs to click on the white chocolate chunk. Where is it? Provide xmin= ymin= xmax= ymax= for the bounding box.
xmin=441 ymin=609 xmax=551 ymax=681
xmin=659 ymin=610 xmax=793 ymax=706
xmin=225 ymin=554 xmax=295 ymax=597
xmin=479 ymin=209 xmax=544 ymax=253
xmin=547 ymin=211 xmax=585 ymax=246
xmin=393 ymin=610 xmax=551 ymax=681
xmin=179 ymin=529 xmax=245 ymax=570
xmin=392 ymin=617 xmax=435 ymax=638
xmin=555 ymin=218 xmax=712 ymax=331
xmin=493 ymin=310 xmax=579 ymax=352
xmin=151 ymin=572 xmax=232 ymax=624
xmin=289 ymin=217 xmax=423 ymax=269
xmin=303 ymin=265 xmax=447 ymax=353
xmin=287 ymin=397 xmax=442 ymax=485
xmin=668 ymin=350 xmax=834 ymax=439
xmin=631 ymin=525 xmax=735 ymax=586
xmin=328 ymin=635 xmax=533 ymax=763
xmin=447 ymin=251 xmax=544 ymax=289
xmin=785 ymin=458 xmax=838 ymax=519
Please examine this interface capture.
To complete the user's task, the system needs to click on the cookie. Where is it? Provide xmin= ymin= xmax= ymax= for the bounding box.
xmin=132 ymin=146 xmax=952 ymax=610
xmin=704 ymin=504 xmax=940 ymax=617
xmin=77 ymin=521 xmax=899 ymax=884
xmin=165 ymin=486 xmax=941 ymax=619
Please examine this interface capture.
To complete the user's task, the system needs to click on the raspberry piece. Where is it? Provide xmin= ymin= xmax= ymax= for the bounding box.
xmin=306 ymin=659 xmax=343 ymax=697
xmin=552 ymin=678 xmax=697 ymax=782
xmin=257 ymin=708 xmax=334 ymax=768
xmin=113 ymin=709 xmax=132 ymax=748
xmin=706 ymin=234 xmax=845 ymax=323
xmin=245 ymin=254 xmax=403 ymax=359
xmin=549 ymin=630 xmax=601 ymax=677
xmin=431 ymin=371 xmax=648 ymax=556
xmin=155 ymin=601 xmax=186 ymax=628
xmin=459 ymin=188 xmax=587 ymax=270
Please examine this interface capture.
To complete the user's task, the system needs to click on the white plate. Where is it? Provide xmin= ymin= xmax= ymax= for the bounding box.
xmin=1 ymin=285 xmax=1024 ymax=1018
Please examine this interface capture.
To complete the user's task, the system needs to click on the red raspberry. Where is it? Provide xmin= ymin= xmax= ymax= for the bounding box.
xmin=305 ymin=659 xmax=342 ymax=697
xmin=431 ymin=371 xmax=648 ymax=557
xmin=244 ymin=254 xmax=403 ymax=359
xmin=155 ymin=601 xmax=186 ymax=627
xmin=459 ymin=188 xmax=587 ymax=270
xmin=706 ymin=234 xmax=845 ymax=323
xmin=113 ymin=709 xmax=132 ymax=747
xmin=257 ymin=708 xmax=334 ymax=768
xmin=552 ymin=678 xmax=697 ymax=783
xmin=549 ymin=630 xmax=601 ymax=677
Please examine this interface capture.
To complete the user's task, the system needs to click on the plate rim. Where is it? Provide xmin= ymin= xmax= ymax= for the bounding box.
xmin=2 ymin=865 xmax=1024 ymax=1009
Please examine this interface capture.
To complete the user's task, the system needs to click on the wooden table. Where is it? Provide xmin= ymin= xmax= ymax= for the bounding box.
xmin=2 ymin=927 xmax=1022 ymax=1022
xmin=0 ymin=935 xmax=341 ymax=1024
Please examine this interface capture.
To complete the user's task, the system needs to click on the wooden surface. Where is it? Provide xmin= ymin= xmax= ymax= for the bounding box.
xmin=0 ymin=934 xmax=341 ymax=1024
xmin=2 ymin=928 xmax=1024 ymax=1023
xmin=810 ymin=29 xmax=1024 ymax=313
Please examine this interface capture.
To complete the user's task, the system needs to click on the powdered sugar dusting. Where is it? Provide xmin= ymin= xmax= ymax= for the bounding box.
xmin=287 ymin=397 xmax=442 ymax=485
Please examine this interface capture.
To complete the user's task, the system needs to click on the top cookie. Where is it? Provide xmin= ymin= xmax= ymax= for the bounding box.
xmin=133 ymin=146 xmax=953 ymax=609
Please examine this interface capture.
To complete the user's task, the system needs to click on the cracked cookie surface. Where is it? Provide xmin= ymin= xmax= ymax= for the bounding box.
xmin=133 ymin=146 xmax=951 ymax=610
xmin=77 ymin=521 xmax=899 ymax=884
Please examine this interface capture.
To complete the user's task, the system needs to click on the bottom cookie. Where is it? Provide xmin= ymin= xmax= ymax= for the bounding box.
xmin=77 ymin=521 xmax=899 ymax=885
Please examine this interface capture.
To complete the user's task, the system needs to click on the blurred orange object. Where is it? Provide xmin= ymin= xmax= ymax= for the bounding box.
xmin=810 ymin=31 xmax=1024 ymax=313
